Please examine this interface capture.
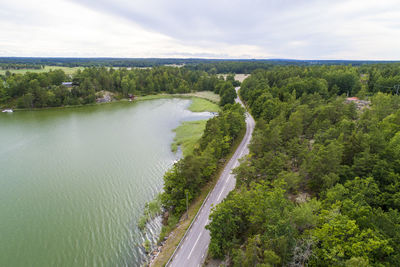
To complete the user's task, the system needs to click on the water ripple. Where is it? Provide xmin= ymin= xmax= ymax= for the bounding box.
xmin=0 ymin=99 xmax=213 ymax=267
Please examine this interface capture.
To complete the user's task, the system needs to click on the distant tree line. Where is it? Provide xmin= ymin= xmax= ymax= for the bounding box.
xmin=185 ymin=61 xmax=275 ymax=74
xmin=0 ymin=57 xmax=201 ymax=68
xmin=0 ymin=64 xmax=43 ymax=70
xmin=1 ymin=57 xmax=398 ymax=72
xmin=207 ymin=64 xmax=400 ymax=266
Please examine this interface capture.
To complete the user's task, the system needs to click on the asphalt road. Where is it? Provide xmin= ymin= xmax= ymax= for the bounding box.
xmin=167 ymin=87 xmax=255 ymax=267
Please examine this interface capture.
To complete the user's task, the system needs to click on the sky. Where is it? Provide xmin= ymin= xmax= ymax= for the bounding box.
xmin=0 ymin=0 xmax=399 ymax=59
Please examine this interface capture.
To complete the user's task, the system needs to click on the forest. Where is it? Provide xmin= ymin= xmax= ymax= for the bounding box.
xmin=0 ymin=57 xmax=203 ymax=68
xmin=0 ymin=67 xmax=238 ymax=109
xmin=1 ymin=57 xmax=397 ymax=73
xmin=207 ymin=64 xmax=400 ymax=266
xmin=183 ymin=60 xmax=393 ymax=74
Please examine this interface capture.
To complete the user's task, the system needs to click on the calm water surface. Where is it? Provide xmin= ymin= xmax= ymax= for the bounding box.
xmin=0 ymin=99 xmax=212 ymax=267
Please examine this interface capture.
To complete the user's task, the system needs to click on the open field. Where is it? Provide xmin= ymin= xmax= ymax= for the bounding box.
xmin=0 ymin=66 xmax=83 ymax=75
xmin=171 ymin=120 xmax=207 ymax=156
xmin=234 ymin=73 xmax=250 ymax=82
xmin=220 ymin=73 xmax=250 ymax=83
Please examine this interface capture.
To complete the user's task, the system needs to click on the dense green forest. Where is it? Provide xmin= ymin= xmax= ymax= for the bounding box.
xmin=1 ymin=57 xmax=398 ymax=73
xmin=184 ymin=60 xmax=390 ymax=74
xmin=0 ymin=67 xmax=238 ymax=109
xmin=207 ymin=65 xmax=400 ymax=266
xmin=0 ymin=57 xmax=202 ymax=68
xmin=0 ymin=64 xmax=43 ymax=70
xmin=185 ymin=61 xmax=275 ymax=74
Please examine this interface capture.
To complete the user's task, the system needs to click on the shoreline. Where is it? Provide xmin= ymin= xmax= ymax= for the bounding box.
xmin=3 ymin=91 xmax=220 ymax=113
xmin=136 ymin=94 xmax=219 ymax=266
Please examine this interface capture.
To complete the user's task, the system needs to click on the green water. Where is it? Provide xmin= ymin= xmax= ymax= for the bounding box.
xmin=0 ymin=99 xmax=212 ymax=267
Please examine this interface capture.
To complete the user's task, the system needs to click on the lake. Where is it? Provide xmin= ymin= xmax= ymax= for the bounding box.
xmin=0 ymin=99 xmax=212 ymax=267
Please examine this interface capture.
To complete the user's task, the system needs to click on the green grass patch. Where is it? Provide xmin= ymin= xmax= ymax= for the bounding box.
xmin=188 ymin=91 xmax=220 ymax=103
xmin=135 ymin=94 xmax=173 ymax=101
xmin=135 ymin=91 xmax=220 ymax=107
xmin=188 ymin=98 xmax=220 ymax=112
xmin=171 ymin=120 xmax=207 ymax=156
xmin=0 ymin=66 xmax=83 ymax=75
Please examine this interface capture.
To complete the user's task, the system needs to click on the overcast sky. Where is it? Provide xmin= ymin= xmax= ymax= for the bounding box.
xmin=1 ymin=0 xmax=399 ymax=59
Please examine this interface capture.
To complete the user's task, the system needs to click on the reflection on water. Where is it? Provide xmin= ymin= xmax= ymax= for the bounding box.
xmin=0 ymin=99 xmax=212 ymax=267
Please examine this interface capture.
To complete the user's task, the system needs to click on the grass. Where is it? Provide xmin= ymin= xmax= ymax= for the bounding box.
xmin=188 ymin=98 xmax=220 ymax=112
xmin=135 ymin=91 xmax=220 ymax=105
xmin=136 ymin=92 xmax=220 ymax=113
xmin=151 ymin=128 xmax=246 ymax=267
xmin=170 ymin=97 xmax=219 ymax=156
xmin=135 ymin=94 xmax=174 ymax=101
xmin=187 ymin=91 xmax=220 ymax=103
xmin=0 ymin=66 xmax=83 ymax=75
xmin=171 ymin=120 xmax=207 ymax=156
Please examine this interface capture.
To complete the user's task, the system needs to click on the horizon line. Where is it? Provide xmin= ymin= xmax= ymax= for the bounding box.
xmin=0 ymin=56 xmax=400 ymax=62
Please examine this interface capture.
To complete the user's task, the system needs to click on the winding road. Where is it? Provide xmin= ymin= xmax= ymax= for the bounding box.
xmin=166 ymin=87 xmax=255 ymax=267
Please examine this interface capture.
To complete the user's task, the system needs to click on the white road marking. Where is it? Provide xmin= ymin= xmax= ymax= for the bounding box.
xmin=168 ymin=90 xmax=256 ymax=267
xmin=217 ymin=189 xmax=224 ymax=201
xmin=187 ymin=232 xmax=202 ymax=259
xmin=225 ymin=175 xmax=231 ymax=184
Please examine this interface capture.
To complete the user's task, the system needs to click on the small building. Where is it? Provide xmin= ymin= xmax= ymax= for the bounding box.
xmin=62 ymin=82 xmax=73 ymax=88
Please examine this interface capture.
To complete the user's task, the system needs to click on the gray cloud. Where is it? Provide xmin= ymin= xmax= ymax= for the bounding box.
xmin=1 ymin=0 xmax=400 ymax=59
xmin=66 ymin=0 xmax=400 ymax=59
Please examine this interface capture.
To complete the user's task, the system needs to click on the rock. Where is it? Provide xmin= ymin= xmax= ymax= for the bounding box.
xmin=345 ymin=98 xmax=371 ymax=111
xmin=162 ymin=211 xmax=169 ymax=225
xmin=295 ymin=193 xmax=310 ymax=204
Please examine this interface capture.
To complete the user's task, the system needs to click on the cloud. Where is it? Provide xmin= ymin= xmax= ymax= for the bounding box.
xmin=68 ymin=0 xmax=400 ymax=59
xmin=0 ymin=0 xmax=178 ymax=57
xmin=1 ymin=0 xmax=400 ymax=59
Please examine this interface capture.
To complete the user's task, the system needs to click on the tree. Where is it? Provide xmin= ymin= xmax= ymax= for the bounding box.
xmin=121 ymin=76 xmax=130 ymax=96
xmin=48 ymin=69 xmax=67 ymax=85
xmin=0 ymin=82 xmax=9 ymax=104
xmin=18 ymin=93 xmax=34 ymax=108
xmin=310 ymin=207 xmax=392 ymax=266
xmin=207 ymin=191 xmax=249 ymax=258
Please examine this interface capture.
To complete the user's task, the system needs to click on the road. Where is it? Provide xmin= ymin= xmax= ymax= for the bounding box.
xmin=166 ymin=87 xmax=255 ymax=267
